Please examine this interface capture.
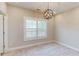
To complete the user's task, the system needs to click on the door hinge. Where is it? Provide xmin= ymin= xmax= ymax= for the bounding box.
xmin=3 ymin=32 xmax=5 ymax=34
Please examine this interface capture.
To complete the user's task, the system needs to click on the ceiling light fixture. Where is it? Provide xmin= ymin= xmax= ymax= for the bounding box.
xmin=43 ymin=9 xmax=53 ymax=19
xmin=43 ymin=2 xmax=54 ymax=19
xmin=36 ymin=2 xmax=54 ymax=19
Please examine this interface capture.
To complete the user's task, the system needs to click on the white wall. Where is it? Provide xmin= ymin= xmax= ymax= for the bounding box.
xmin=55 ymin=7 xmax=79 ymax=50
xmin=7 ymin=5 xmax=54 ymax=49
xmin=0 ymin=2 xmax=7 ymax=15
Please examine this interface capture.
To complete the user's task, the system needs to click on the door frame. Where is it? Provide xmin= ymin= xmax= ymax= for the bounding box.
xmin=2 ymin=16 xmax=8 ymax=53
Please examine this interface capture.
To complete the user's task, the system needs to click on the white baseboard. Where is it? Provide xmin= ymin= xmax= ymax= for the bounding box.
xmin=5 ymin=40 xmax=54 ymax=53
xmin=56 ymin=41 xmax=79 ymax=52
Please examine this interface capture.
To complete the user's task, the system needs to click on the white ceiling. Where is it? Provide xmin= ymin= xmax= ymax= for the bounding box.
xmin=7 ymin=2 xmax=79 ymax=14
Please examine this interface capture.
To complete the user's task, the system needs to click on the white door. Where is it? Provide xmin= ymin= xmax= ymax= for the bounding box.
xmin=0 ymin=15 xmax=3 ymax=53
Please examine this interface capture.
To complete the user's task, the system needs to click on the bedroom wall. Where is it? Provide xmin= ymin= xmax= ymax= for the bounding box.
xmin=7 ymin=4 xmax=54 ymax=49
xmin=55 ymin=7 xmax=79 ymax=50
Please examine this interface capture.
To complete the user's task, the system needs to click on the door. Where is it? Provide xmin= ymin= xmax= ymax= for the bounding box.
xmin=0 ymin=15 xmax=3 ymax=53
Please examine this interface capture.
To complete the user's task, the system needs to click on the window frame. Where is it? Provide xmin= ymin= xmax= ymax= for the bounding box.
xmin=24 ymin=17 xmax=47 ymax=41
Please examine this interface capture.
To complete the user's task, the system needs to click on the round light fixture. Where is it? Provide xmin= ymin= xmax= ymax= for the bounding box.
xmin=43 ymin=9 xmax=53 ymax=19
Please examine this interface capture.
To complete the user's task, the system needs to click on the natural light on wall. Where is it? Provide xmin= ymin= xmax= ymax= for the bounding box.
xmin=24 ymin=17 xmax=47 ymax=41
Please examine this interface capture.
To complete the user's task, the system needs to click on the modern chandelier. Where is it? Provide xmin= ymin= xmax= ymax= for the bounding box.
xmin=43 ymin=9 xmax=54 ymax=19
xmin=43 ymin=2 xmax=54 ymax=19
xmin=36 ymin=2 xmax=54 ymax=19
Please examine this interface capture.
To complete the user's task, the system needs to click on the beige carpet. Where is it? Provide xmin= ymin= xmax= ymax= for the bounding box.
xmin=3 ymin=43 xmax=79 ymax=56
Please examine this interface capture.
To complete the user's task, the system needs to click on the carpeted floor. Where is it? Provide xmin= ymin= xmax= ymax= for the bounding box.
xmin=3 ymin=43 xmax=79 ymax=56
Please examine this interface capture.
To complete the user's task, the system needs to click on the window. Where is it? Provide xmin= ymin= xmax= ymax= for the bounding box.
xmin=24 ymin=17 xmax=47 ymax=41
xmin=38 ymin=21 xmax=47 ymax=39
